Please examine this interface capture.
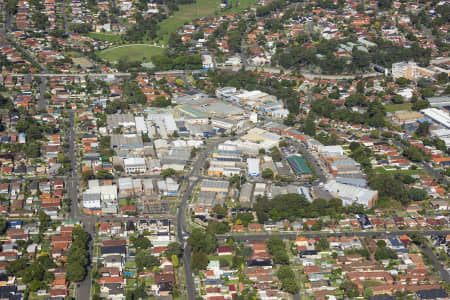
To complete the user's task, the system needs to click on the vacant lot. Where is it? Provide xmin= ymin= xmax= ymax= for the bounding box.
xmin=157 ymin=0 xmax=257 ymax=42
xmin=374 ymin=166 xmax=425 ymax=176
xmin=98 ymin=44 xmax=164 ymax=62
xmin=384 ymin=103 xmax=412 ymax=112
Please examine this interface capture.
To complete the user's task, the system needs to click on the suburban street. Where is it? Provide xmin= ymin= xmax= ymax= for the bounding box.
xmin=423 ymin=245 xmax=450 ymax=283
xmin=217 ymin=229 xmax=450 ymax=285
xmin=176 ymin=132 xmax=253 ymax=300
xmin=392 ymin=140 xmax=449 ymax=186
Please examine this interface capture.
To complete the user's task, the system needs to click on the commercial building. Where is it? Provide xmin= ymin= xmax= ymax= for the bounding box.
xmin=107 ymin=114 xmax=135 ymax=132
xmin=427 ymin=96 xmax=450 ymax=108
xmin=123 ymin=157 xmax=147 ymax=174
xmin=135 ymin=116 xmax=148 ymax=134
xmin=110 ymin=134 xmax=144 ymax=150
xmin=200 ymin=180 xmax=230 ymax=194
xmin=286 ymin=155 xmax=312 ymax=178
xmin=247 ymin=158 xmax=260 ymax=177
xmin=239 ymin=183 xmax=253 ymax=207
xmin=157 ymin=178 xmax=179 ymax=196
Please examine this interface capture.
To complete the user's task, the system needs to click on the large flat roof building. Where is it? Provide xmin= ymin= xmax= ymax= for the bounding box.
xmin=201 ymin=179 xmax=230 ymax=194
xmin=421 ymin=108 xmax=450 ymax=129
xmin=427 ymin=96 xmax=450 ymax=108
xmin=324 ymin=180 xmax=377 ymax=208
xmin=247 ymin=158 xmax=260 ymax=177
xmin=287 ymin=155 xmax=312 ymax=177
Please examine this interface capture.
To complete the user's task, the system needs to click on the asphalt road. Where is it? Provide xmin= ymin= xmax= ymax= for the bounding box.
xmin=423 ymin=245 xmax=450 ymax=283
xmin=65 ymin=111 xmax=92 ymax=300
xmin=37 ymin=77 xmax=48 ymax=111
xmin=176 ymin=135 xmax=241 ymax=300
xmin=60 ymin=1 xmax=69 ymax=34
xmin=288 ymin=138 xmax=327 ymax=184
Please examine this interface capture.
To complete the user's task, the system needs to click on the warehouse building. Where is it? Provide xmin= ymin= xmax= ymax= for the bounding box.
xmin=247 ymin=158 xmax=260 ymax=177
xmin=135 ymin=116 xmax=148 ymax=134
xmin=286 ymin=155 xmax=312 ymax=178
xmin=201 ymin=180 xmax=230 ymax=194
xmin=421 ymin=108 xmax=450 ymax=129
xmin=107 ymin=114 xmax=135 ymax=132
xmin=239 ymin=183 xmax=253 ymax=207
xmin=110 ymin=134 xmax=144 ymax=150
xmin=427 ymin=96 xmax=450 ymax=108
xmin=324 ymin=180 xmax=378 ymax=208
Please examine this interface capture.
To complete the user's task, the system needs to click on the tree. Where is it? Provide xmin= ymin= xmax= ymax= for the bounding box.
xmin=377 ymin=0 xmax=392 ymax=9
xmin=161 ymin=168 xmax=176 ymax=179
xmin=376 ymin=240 xmax=386 ymax=248
xmin=188 ymin=229 xmax=217 ymax=254
xmin=171 ymin=254 xmax=179 ymax=267
xmin=363 ymin=287 xmax=373 ymax=298
xmin=235 ymin=212 xmax=254 ymax=227
xmin=175 ymin=78 xmax=184 ymax=87
xmin=404 ymin=146 xmax=424 ymax=162
xmin=281 ymin=277 xmax=299 ymax=294
xmin=340 ymin=280 xmax=359 ymax=297
xmin=132 ymin=236 xmax=152 ymax=250
xmin=0 ymin=218 xmax=7 ymax=235
xmin=191 ymin=251 xmax=208 ymax=273
xmin=165 ymin=242 xmax=182 ymax=259
xmin=273 ymin=250 xmax=289 ymax=264
xmin=391 ymin=94 xmax=404 ymax=104
xmin=239 ymin=246 xmax=253 ymax=259
xmin=66 ymin=262 xmax=86 ymax=282
xmin=408 ymin=188 xmax=427 ymax=202
xmin=375 ymin=245 xmax=397 ymax=261
xmin=283 ymin=113 xmax=296 ymax=126
xmin=135 ymin=250 xmax=160 ymax=272
xmin=6 ymin=257 xmax=27 ymax=276
xmin=29 ymin=279 xmax=46 ymax=292
xmin=38 ymin=211 xmax=50 ymax=233
xmin=436 ymin=72 xmax=448 ymax=84
xmin=82 ymin=169 xmax=95 ymax=183
xmin=152 ymin=96 xmax=171 ymax=107
xmin=408 ymin=232 xmax=425 ymax=245
xmin=416 ymin=121 xmax=430 ymax=137
xmin=22 ymin=262 xmax=45 ymax=284
xmin=66 ymin=247 xmax=89 ymax=267
xmin=213 ymin=204 xmax=227 ymax=217
xmin=261 ymin=168 xmax=274 ymax=179
xmin=303 ymin=115 xmax=316 ymax=137
xmin=269 ymin=147 xmax=282 ymax=162
xmin=37 ymin=255 xmax=56 ymax=269
xmin=316 ymin=237 xmax=330 ymax=251
xmin=277 ymin=265 xmax=295 ymax=280
xmin=420 ymin=87 xmax=435 ymax=98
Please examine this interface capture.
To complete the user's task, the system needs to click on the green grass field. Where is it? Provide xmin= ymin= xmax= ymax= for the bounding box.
xmin=157 ymin=0 xmax=257 ymax=42
xmin=87 ymin=32 xmax=122 ymax=42
xmin=98 ymin=44 xmax=164 ymax=62
xmin=384 ymin=103 xmax=412 ymax=112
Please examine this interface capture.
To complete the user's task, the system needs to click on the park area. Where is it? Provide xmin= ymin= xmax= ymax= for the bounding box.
xmin=157 ymin=0 xmax=257 ymax=42
xmin=97 ymin=44 xmax=164 ymax=63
